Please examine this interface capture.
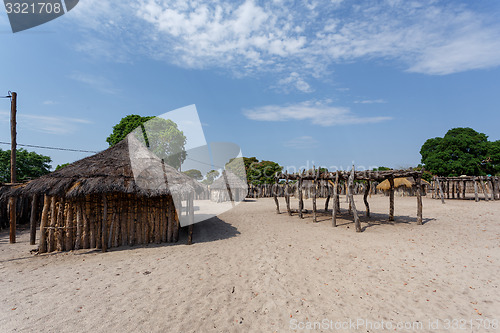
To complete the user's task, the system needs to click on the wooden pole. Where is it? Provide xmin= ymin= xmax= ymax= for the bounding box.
xmin=388 ymin=177 xmax=395 ymax=222
xmin=415 ymin=175 xmax=423 ymax=225
xmin=435 ymin=177 xmax=445 ymax=204
xmin=8 ymin=197 xmax=16 ymax=243
xmin=348 ymin=166 xmax=361 ymax=232
xmin=273 ymin=175 xmax=280 ymax=214
xmin=47 ymin=196 xmax=56 ymax=252
xmin=10 ymin=92 xmax=17 ymax=184
xmin=298 ymin=173 xmax=304 ymax=219
xmin=30 ymin=193 xmax=38 ymax=245
xmin=102 ymin=194 xmax=108 ymax=252
xmin=462 ymin=180 xmax=466 ymax=199
xmin=478 ymin=177 xmax=490 ymax=201
xmin=56 ymin=198 xmax=64 ymax=251
xmin=65 ymin=202 xmax=73 ymax=251
xmin=363 ymin=182 xmax=370 ymax=217
xmin=332 ymin=172 xmax=338 ymax=227
xmin=187 ymin=192 xmax=194 ymax=245
xmin=473 ymin=177 xmax=479 ymax=202
xmin=75 ymin=201 xmax=82 ymax=250
xmin=39 ymin=195 xmax=50 ymax=253
xmin=285 ymin=173 xmax=291 ymax=216
xmin=312 ymin=169 xmax=317 ymax=223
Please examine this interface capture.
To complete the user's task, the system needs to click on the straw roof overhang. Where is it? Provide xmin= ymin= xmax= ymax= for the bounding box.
xmin=2 ymin=135 xmax=198 ymax=199
xmin=278 ymin=169 xmax=423 ymax=182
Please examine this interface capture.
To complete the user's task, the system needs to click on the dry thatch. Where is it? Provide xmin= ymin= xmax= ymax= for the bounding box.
xmin=376 ymin=177 xmax=417 ymax=191
xmin=3 ymin=135 xmax=198 ymax=199
xmin=210 ymin=171 xmax=248 ymax=191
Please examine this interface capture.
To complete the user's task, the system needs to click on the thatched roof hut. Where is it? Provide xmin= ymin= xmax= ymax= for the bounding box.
xmin=3 ymin=134 xmax=198 ymax=253
xmin=210 ymin=171 xmax=248 ymax=202
xmin=376 ymin=177 xmax=430 ymax=191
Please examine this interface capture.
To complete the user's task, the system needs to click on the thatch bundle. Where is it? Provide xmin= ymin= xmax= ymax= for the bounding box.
xmin=376 ymin=177 xmax=413 ymax=191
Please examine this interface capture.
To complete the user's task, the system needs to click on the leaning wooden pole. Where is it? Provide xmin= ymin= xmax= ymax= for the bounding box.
xmin=388 ymin=177 xmax=395 ymax=222
xmin=30 ymin=193 xmax=38 ymax=245
xmin=435 ymin=177 xmax=445 ymax=204
xmin=473 ymin=177 xmax=479 ymax=202
xmin=348 ymin=166 xmax=361 ymax=232
xmin=8 ymin=196 xmax=16 ymax=243
xmin=273 ymin=174 xmax=280 ymax=214
xmin=478 ymin=177 xmax=490 ymax=201
xmin=285 ymin=172 xmax=291 ymax=216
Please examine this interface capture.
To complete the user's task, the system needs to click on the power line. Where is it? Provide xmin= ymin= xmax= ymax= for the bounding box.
xmin=0 ymin=141 xmax=98 ymax=153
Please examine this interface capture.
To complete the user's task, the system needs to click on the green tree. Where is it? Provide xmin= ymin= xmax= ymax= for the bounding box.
xmin=202 ymin=169 xmax=220 ymax=185
xmin=420 ymin=127 xmax=498 ymax=176
xmin=107 ymin=115 xmax=187 ymax=170
xmin=226 ymin=157 xmax=282 ymax=185
xmin=106 ymin=115 xmax=154 ymax=146
xmin=0 ymin=149 xmax=51 ymax=183
xmin=55 ymin=163 xmax=70 ymax=171
xmin=372 ymin=166 xmax=392 ymax=171
xmin=183 ymin=169 xmax=203 ymax=180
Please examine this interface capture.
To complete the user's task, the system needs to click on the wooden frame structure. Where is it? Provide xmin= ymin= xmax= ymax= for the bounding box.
xmin=273 ymin=167 xmax=424 ymax=232
xmin=432 ymin=176 xmax=499 ymax=203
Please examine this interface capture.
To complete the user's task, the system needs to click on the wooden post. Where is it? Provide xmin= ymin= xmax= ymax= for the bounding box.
xmin=452 ymin=181 xmax=455 ymax=199
xmin=388 ymin=177 xmax=395 ymax=222
xmin=478 ymin=177 xmax=490 ymax=201
xmin=435 ymin=177 xmax=445 ymax=204
xmin=102 ymin=194 xmax=108 ymax=252
xmin=75 ymin=201 xmax=82 ymax=250
xmin=332 ymin=172 xmax=339 ymax=227
xmin=56 ymin=198 xmax=65 ymax=251
xmin=273 ymin=175 xmax=280 ymax=214
xmin=167 ymin=196 xmax=173 ymax=243
xmin=462 ymin=180 xmax=466 ymax=199
xmin=348 ymin=166 xmax=361 ymax=232
xmin=363 ymin=182 xmax=370 ymax=217
xmin=187 ymin=192 xmax=194 ymax=245
xmin=285 ymin=173 xmax=291 ymax=216
xmin=47 ymin=196 xmax=57 ymax=252
xmin=65 ymin=202 xmax=73 ymax=251
xmin=39 ymin=195 xmax=50 ymax=253
xmin=8 ymin=196 xmax=16 ymax=243
xmin=10 ymin=92 xmax=17 ymax=184
xmin=415 ymin=175 xmax=423 ymax=225
xmin=29 ymin=193 xmax=38 ymax=245
xmin=473 ymin=177 xmax=479 ymax=202
xmin=312 ymin=169 xmax=317 ymax=223
xmin=298 ymin=173 xmax=304 ymax=219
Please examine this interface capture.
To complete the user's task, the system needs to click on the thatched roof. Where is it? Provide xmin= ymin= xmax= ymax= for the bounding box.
xmin=376 ymin=177 xmax=429 ymax=191
xmin=210 ymin=171 xmax=248 ymax=191
xmin=3 ymin=135 xmax=198 ymax=199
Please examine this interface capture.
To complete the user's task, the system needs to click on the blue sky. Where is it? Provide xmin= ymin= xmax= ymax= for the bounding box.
xmin=1 ymin=0 xmax=499 ymax=172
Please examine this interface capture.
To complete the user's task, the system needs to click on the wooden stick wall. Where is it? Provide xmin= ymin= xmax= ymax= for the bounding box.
xmin=37 ymin=193 xmax=185 ymax=254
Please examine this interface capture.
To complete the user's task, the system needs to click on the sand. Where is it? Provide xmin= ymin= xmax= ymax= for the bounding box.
xmin=1 ymin=195 xmax=499 ymax=332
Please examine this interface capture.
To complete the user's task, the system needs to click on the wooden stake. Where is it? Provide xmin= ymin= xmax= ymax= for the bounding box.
xmin=312 ymin=169 xmax=317 ymax=223
xmin=8 ymin=196 xmax=16 ymax=243
xmin=65 ymin=202 xmax=73 ymax=251
xmin=273 ymin=180 xmax=280 ymax=214
xmin=348 ymin=166 xmax=361 ymax=232
xmin=388 ymin=178 xmax=395 ymax=222
xmin=56 ymin=198 xmax=65 ymax=251
xmin=473 ymin=178 xmax=479 ymax=202
xmin=332 ymin=172 xmax=339 ymax=227
xmin=75 ymin=201 xmax=82 ymax=250
xmin=39 ymin=195 xmax=50 ymax=253
xmin=285 ymin=173 xmax=291 ymax=216
xmin=10 ymin=92 xmax=17 ymax=184
xmin=30 ymin=193 xmax=38 ymax=245
xmin=435 ymin=177 xmax=445 ymax=204
xmin=102 ymin=194 xmax=108 ymax=252
xmin=415 ymin=175 xmax=423 ymax=225
xmin=363 ymin=182 xmax=370 ymax=218
xmin=298 ymin=173 xmax=304 ymax=219
xmin=47 ymin=196 xmax=57 ymax=252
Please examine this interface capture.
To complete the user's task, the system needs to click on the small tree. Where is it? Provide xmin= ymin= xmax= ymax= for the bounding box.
xmin=0 ymin=149 xmax=51 ymax=182
xmin=183 ymin=169 xmax=203 ymax=180
xmin=202 ymin=170 xmax=219 ymax=185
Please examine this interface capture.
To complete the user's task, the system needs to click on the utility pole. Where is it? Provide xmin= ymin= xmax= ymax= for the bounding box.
xmin=10 ymin=91 xmax=17 ymax=184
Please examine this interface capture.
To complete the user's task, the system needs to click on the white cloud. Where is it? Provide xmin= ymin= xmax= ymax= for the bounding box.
xmin=0 ymin=111 xmax=92 ymax=135
xmin=43 ymin=100 xmax=57 ymax=105
xmin=68 ymin=0 xmax=500 ymax=88
xmin=69 ymin=72 xmax=119 ymax=94
xmin=243 ymin=100 xmax=392 ymax=126
xmin=284 ymin=136 xmax=318 ymax=149
xmin=354 ymin=99 xmax=387 ymax=104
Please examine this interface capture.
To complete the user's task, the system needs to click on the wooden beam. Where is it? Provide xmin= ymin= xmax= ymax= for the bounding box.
xmin=39 ymin=195 xmax=50 ymax=253
xmin=435 ymin=177 xmax=445 ymax=204
xmin=332 ymin=172 xmax=338 ymax=227
xmin=473 ymin=177 xmax=479 ymax=202
xmin=415 ymin=175 xmax=423 ymax=225
xmin=285 ymin=172 xmax=291 ymax=216
xmin=102 ymin=194 xmax=108 ymax=252
xmin=363 ymin=181 xmax=370 ymax=218
xmin=348 ymin=166 xmax=361 ymax=232
xmin=298 ymin=173 xmax=304 ymax=219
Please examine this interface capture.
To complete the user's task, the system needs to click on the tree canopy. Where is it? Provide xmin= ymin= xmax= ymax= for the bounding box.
xmin=226 ymin=157 xmax=282 ymax=185
xmin=202 ymin=169 xmax=219 ymax=185
xmin=0 ymin=149 xmax=51 ymax=183
xmin=183 ymin=169 xmax=203 ymax=180
xmin=420 ymin=127 xmax=499 ymax=176
xmin=106 ymin=115 xmax=187 ymax=170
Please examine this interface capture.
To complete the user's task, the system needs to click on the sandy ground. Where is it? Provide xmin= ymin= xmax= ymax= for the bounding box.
xmin=1 ymin=195 xmax=499 ymax=333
